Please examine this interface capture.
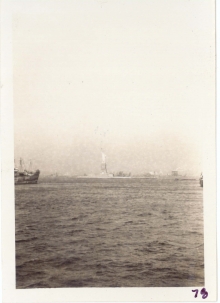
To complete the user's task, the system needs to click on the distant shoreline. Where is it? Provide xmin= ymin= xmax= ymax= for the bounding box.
xmin=38 ymin=176 xmax=198 ymax=183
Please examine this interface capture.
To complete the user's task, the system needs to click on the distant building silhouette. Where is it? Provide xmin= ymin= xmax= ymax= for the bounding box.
xmin=171 ymin=170 xmax=178 ymax=176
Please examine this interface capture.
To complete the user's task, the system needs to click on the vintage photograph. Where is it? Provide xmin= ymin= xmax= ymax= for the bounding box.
xmin=7 ymin=0 xmax=215 ymax=295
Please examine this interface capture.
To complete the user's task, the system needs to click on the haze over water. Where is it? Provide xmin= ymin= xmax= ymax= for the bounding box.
xmin=12 ymin=0 xmax=214 ymax=176
xmin=16 ymin=178 xmax=204 ymax=288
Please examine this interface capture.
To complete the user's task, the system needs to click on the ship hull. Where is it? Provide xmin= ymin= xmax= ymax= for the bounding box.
xmin=15 ymin=180 xmax=39 ymax=185
xmin=199 ymin=176 xmax=203 ymax=187
xmin=15 ymin=170 xmax=40 ymax=185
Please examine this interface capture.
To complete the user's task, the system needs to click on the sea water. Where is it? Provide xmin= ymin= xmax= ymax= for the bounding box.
xmin=15 ymin=178 xmax=204 ymax=288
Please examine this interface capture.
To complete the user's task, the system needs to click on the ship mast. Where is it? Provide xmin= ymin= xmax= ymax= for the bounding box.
xmin=19 ymin=158 xmax=24 ymax=172
xmin=29 ymin=159 xmax=33 ymax=172
xmin=19 ymin=158 xmax=26 ymax=172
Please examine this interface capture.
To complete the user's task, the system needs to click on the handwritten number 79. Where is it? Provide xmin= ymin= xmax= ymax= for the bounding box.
xmin=192 ymin=288 xmax=208 ymax=299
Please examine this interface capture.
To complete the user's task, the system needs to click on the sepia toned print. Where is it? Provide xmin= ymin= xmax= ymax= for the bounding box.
xmin=1 ymin=0 xmax=216 ymax=301
xmin=13 ymin=0 xmax=207 ymax=289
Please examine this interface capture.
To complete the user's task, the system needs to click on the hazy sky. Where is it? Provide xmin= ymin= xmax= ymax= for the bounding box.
xmin=13 ymin=0 xmax=215 ymax=175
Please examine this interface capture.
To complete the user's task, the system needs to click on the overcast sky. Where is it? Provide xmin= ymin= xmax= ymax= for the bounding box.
xmin=13 ymin=0 xmax=215 ymax=175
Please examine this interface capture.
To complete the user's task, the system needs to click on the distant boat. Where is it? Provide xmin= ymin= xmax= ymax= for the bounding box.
xmin=14 ymin=158 xmax=40 ymax=185
xmin=199 ymin=174 xmax=203 ymax=187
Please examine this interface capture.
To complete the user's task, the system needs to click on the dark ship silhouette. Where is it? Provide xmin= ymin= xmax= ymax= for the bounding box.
xmin=14 ymin=158 xmax=40 ymax=185
xmin=199 ymin=173 xmax=203 ymax=187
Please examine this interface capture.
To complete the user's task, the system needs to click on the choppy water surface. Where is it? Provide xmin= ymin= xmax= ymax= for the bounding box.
xmin=15 ymin=178 xmax=204 ymax=288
